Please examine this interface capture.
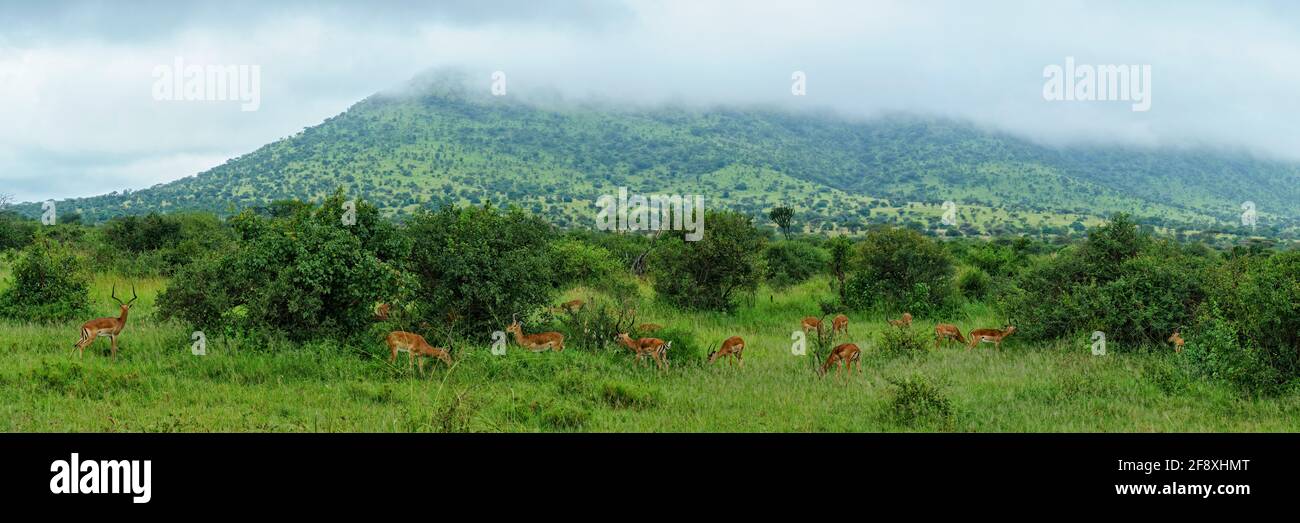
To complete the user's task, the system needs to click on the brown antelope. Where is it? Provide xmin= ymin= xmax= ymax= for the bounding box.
xmin=386 ymin=331 xmax=452 ymax=374
xmin=506 ymin=315 xmax=565 ymax=352
xmin=968 ymin=325 xmax=1016 ymax=350
xmin=818 ymin=343 xmax=862 ymax=378
xmin=888 ymin=312 xmax=913 ymax=328
xmin=373 ymin=302 xmax=391 ymax=321
xmin=707 ymin=336 xmax=745 ymax=366
xmin=554 ymin=299 xmax=585 ymax=313
xmin=1167 ymin=330 xmax=1185 ymax=353
xmin=615 ymin=333 xmax=670 ymax=370
xmin=638 ymin=323 xmax=663 ymax=334
xmin=934 ymin=323 xmax=967 ymax=349
xmin=801 ymin=316 xmax=823 ymax=336
xmin=73 ymin=285 xmax=138 ymax=359
xmin=831 ymin=314 xmax=850 ymax=338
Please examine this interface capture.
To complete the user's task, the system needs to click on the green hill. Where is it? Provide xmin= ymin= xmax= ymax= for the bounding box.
xmin=18 ymin=72 xmax=1300 ymax=240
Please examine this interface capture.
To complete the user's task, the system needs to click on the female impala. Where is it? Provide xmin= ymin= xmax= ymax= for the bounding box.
xmin=800 ymin=316 xmax=823 ymax=336
xmin=707 ymin=336 xmax=745 ymax=366
xmin=1167 ymin=330 xmax=1184 ymax=353
xmin=933 ymin=323 xmax=967 ymax=349
xmin=968 ymin=325 xmax=1016 ymax=350
xmin=507 ymin=315 xmax=565 ymax=352
xmin=386 ymin=331 xmax=452 ymax=374
xmin=831 ymin=314 xmax=850 ymax=339
xmin=615 ymin=333 xmax=670 ymax=370
xmin=888 ymin=312 xmax=913 ymax=328
xmin=818 ymin=343 xmax=861 ymax=378
xmin=73 ymin=285 xmax=137 ymax=359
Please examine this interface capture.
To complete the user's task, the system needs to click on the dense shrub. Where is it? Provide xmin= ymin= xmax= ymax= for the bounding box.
xmin=844 ymin=227 xmax=955 ymax=314
xmin=1008 ymin=215 xmax=1207 ymax=347
xmin=158 ymin=197 xmax=399 ymax=340
xmin=649 ymin=211 xmax=764 ymax=311
xmin=1183 ymin=305 xmax=1278 ymax=395
xmin=763 ymin=240 xmax=829 ymax=289
xmin=0 ymin=211 xmax=37 ymax=251
xmin=548 ymin=238 xmax=635 ymax=296
xmin=956 ymin=267 xmax=992 ymax=300
xmin=877 ymin=324 xmax=931 ymax=356
xmin=405 ymin=204 xmax=557 ymax=337
xmin=0 ymin=239 xmax=90 ymax=321
xmin=886 ymin=374 xmax=954 ymax=429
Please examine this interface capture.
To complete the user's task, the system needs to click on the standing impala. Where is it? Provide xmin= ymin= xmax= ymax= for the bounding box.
xmin=968 ymin=325 xmax=1016 ymax=350
xmin=801 ymin=316 xmax=823 ymax=336
xmin=615 ymin=333 xmax=670 ymax=370
xmin=818 ymin=343 xmax=861 ymax=378
xmin=888 ymin=312 xmax=913 ymax=328
xmin=386 ymin=331 xmax=452 ymax=374
xmin=831 ymin=314 xmax=850 ymax=339
xmin=73 ymin=285 xmax=138 ymax=359
xmin=507 ymin=315 xmax=565 ymax=352
xmin=707 ymin=336 xmax=745 ymax=366
xmin=1167 ymin=330 xmax=1184 ymax=353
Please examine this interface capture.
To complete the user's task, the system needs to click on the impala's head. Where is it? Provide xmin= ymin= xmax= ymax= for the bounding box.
xmin=614 ymin=332 xmax=632 ymax=344
xmin=1003 ymin=325 xmax=1017 ymax=336
xmin=110 ymin=284 xmax=139 ymax=312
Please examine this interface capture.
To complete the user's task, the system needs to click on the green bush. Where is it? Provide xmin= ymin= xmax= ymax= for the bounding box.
xmin=877 ymin=324 xmax=931 ymax=356
xmin=1183 ymin=305 xmax=1279 ymax=395
xmin=0 ymin=239 xmax=90 ymax=322
xmin=763 ymin=240 xmax=829 ymax=289
xmin=956 ymin=267 xmax=992 ymax=300
xmin=655 ymin=326 xmax=705 ymax=368
xmin=886 ymin=374 xmax=954 ymax=429
xmin=405 ymin=204 xmax=557 ymax=337
xmin=0 ymin=211 xmax=37 ymax=251
xmin=548 ymin=238 xmax=635 ymax=296
xmin=844 ymin=227 xmax=955 ymax=314
xmin=649 ymin=211 xmax=764 ymax=311
xmin=158 ymin=196 xmax=399 ymax=341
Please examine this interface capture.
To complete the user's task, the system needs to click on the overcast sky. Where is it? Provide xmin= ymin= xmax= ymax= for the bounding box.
xmin=2 ymin=0 xmax=1299 ymax=202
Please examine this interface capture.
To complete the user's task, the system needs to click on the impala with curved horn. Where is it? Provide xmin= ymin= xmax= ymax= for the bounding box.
xmin=73 ymin=284 xmax=138 ymax=359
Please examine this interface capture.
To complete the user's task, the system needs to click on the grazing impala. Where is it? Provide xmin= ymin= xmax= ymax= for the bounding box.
xmin=73 ymin=285 xmax=138 ymax=359
xmin=934 ymin=323 xmax=967 ymax=349
xmin=638 ymin=323 xmax=662 ymax=334
xmin=386 ymin=331 xmax=452 ymax=374
xmin=968 ymin=325 xmax=1016 ymax=350
xmin=615 ymin=333 xmax=670 ymax=370
xmin=1167 ymin=330 xmax=1184 ymax=353
xmin=507 ymin=315 xmax=565 ymax=352
xmin=831 ymin=314 xmax=850 ymax=338
xmin=818 ymin=343 xmax=861 ymax=378
xmin=707 ymin=336 xmax=745 ymax=366
xmin=888 ymin=312 xmax=913 ymax=328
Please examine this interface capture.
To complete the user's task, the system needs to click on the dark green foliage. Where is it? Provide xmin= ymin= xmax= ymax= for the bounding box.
xmin=0 ymin=211 xmax=37 ymax=251
xmin=404 ymin=204 xmax=556 ymax=337
xmin=764 ymin=240 xmax=829 ymax=289
xmin=956 ymin=267 xmax=992 ymax=300
xmin=1008 ymin=214 xmax=1207 ymax=347
xmin=97 ymin=212 xmax=233 ymax=276
xmin=1183 ymin=305 xmax=1278 ymax=395
xmin=655 ymin=326 xmax=705 ymax=368
xmin=103 ymin=212 xmax=182 ymax=253
xmin=649 ymin=211 xmax=765 ymax=311
xmin=0 ymin=238 xmax=90 ymax=322
xmin=158 ymin=196 xmax=399 ymax=341
xmin=548 ymin=238 xmax=635 ymax=296
xmin=877 ymin=325 xmax=931 ymax=356
xmin=844 ymin=227 xmax=955 ymax=314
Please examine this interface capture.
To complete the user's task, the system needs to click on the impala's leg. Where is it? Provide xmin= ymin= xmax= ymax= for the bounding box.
xmin=110 ymin=335 xmax=117 ymax=359
xmin=408 ymin=351 xmax=414 ymax=371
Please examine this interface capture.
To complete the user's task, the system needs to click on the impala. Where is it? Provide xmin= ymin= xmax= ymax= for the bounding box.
xmin=638 ymin=323 xmax=662 ymax=333
xmin=386 ymin=331 xmax=452 ymax=374
xmin=1167 ymin=330 xmax=1184 ymax=353
xmin=933 ymin=323 xmax=967 ymax=349
xmin=831 ymin=314 xmax=850 ymax=338
xmin=888 ymin=312 xmax=913 ymax=328
xmin=507 ymin=315 xmax=565 ymax=352
xmin=707 ymin=336 xmax=745 ymax=366
xmin=818 ymin=343 xmax=861 ymax=378
xmin=555 ymin=299 xmax=585 ymax=313
xmin=615 ymin=333 xmax=670 ymax=370
xmin=73 ymin=285 xmax=138 ymax=359
xmin=373 ymin=302 xmax=391 ymax=321
xmin=968 ymin=325 xmax=1016 ymax=350
xmin=800 ymin=316 xmax=823 ymax=336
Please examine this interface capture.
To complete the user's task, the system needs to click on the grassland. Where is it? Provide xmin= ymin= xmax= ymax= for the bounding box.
xmin=3 ymin=270 xmax=1299 ymax=433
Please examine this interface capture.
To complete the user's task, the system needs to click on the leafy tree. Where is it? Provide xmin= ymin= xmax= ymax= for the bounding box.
xmin=844 ymin=227 xmax=955 ymax=314
xmin=764 ymin=240 xmax=829 ymax=289
xmin=404 ymin=204 xmax=557 ymax=337
xmin=769 ymin=206 xmax=794 ymax=239
xmin=0 ymin=238 xmax=90 ymax=321
xmin=650 ymin=211 xmax=764 ymax=311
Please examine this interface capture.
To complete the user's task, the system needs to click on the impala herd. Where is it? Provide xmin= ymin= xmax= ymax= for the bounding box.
xmin=69 ymin=288 xmax=1185 ymax=379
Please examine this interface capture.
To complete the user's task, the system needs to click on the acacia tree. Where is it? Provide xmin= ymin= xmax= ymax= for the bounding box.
xmin=769 ymin=206 xmax=794 ymax=239
xmin=650 ymin=210 xmax=764 ymax=311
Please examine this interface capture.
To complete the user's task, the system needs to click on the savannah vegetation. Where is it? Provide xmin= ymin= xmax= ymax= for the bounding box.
xmin=2 ymin=195 xmax=1299 ymax=432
